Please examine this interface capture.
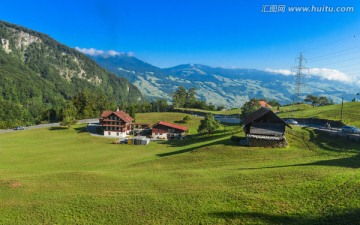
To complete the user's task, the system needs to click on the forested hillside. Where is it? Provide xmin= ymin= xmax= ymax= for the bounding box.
xmin=0 ymin=20 xmax=142 ymax=128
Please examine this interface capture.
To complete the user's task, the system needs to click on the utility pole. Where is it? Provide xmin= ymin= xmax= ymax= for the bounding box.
xmin=292 ymin=52 xmax=308 ymax=104
xmin=340 ymin=97 xmax=344 ymax=121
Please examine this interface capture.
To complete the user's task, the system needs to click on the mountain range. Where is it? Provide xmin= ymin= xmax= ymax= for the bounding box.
xmin=1 ymin=19 xmax=356 ymax=118
xmin=0 ymin=20 xmax=142 ymax=124
xmin=91 ymin=54 xmax=357 ymax=108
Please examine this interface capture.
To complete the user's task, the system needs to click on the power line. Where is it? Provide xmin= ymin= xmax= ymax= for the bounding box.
xmin=314 ymin=56 xmax=360 ymax=68
xmin=302 ymin=34 xmax=359 ymax=54
xmin=307 ymin=44 xmax=360 ymax=61
xmin=340 ymin=67 xmax=360 ymax=73
xmin=308 ymin=49 xmax=360 ymax=63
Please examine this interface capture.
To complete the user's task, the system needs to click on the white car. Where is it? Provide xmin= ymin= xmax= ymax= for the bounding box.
xmin=285 ymin=119 xmax=298 ymax=125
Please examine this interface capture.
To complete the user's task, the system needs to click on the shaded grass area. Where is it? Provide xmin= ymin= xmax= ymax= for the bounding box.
xmin=0 ymin=119 xmax=360 ymax=224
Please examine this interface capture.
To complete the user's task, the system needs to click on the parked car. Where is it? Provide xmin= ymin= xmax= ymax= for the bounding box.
xmin=13 ymin=126 xmax=25 ymax=130
xmin=341 ymin=126 xmax=359 ymax=134
xmin=285 ymin=119 xmax=298 ymax=125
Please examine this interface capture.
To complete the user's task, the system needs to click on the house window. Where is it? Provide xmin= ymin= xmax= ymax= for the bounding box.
xmin=168 ymin=128 xmax=175 ymax=132
xmin=108 ymin=132 xmax=111 ymax=135
xmin=117 ymin=132 xmax=119 ymax=136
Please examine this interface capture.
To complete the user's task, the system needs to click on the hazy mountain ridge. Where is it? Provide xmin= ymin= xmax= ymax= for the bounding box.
xmin=92 ymin=55 xmax=355 ymax=107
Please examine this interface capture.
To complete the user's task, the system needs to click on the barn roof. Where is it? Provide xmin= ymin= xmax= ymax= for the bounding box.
xmin=243 ymin=108 xmax=291 ymax=129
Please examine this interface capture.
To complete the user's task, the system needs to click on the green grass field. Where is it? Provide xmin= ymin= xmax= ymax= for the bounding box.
xmin=277 ymin=102 xmax=360 ymax=127
xmin=134 ymin=112 xmax=204 ymax=135
xmin=1 ymin=112 xmax=360 ymax=224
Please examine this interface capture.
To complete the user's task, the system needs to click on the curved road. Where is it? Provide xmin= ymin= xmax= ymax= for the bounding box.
xmin=297 ymin=123 xmax=360 ymax=139
xmin=0 ymin=118 xmax=98 ymax=134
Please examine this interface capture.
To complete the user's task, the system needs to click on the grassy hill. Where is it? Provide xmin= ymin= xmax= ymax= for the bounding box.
xmin=1 ymin=112 xmax=360 ymax=224
xmin=0 ymin=20 xmax=142 ymax=127
xmin=277 ymin=102 xmax=360 ymax=127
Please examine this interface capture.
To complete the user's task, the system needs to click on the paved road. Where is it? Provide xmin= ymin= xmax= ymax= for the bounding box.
xmin=0 ymin=118 xmax=99 ymax=134
xmin=297 ymin=123 xmax=360 ymax=139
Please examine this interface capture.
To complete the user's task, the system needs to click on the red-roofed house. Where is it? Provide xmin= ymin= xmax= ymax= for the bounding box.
xmin=152 ymin=121 xmax=188 ymax=139
xmin=99 ymin=109 xmax=134 ymax=137
xmin=259 ymin=101 xmax=272 ymax=109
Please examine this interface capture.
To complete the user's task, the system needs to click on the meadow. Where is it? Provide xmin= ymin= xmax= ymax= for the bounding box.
xmin=0 ymin=112 xmax=360 ymax=224
xmin=277 ymin=102 xmax=360 ymax=127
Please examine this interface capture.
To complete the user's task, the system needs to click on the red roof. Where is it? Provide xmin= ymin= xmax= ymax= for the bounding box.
xmin=114 ymin=110 xmax=134 ymax=123
xmin=259 ymin=101 xmax=272 ymax=108
xmin=101 ymin=111 xmax=112 ymax=118
xmin=100 ymin=110 xmax=134 ymax=123
xmin=155 ymin=121 xmax=188 ymax=131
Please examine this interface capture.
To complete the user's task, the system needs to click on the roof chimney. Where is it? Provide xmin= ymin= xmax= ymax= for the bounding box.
xmin=116 ymin=108 xmax=120 ymax=112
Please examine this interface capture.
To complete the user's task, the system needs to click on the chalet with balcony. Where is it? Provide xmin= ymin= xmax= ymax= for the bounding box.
xmin=152 ymin=121 xmax=188 ymax=140
xmin=99 ymin=110 xmax=134 ymax=137
xmin=243 ymin=107 xmax=291 ymax=147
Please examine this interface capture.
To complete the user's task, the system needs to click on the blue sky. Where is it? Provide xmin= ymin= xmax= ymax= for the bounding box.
xmin=2 ymin=0 xmax=360 ymax=83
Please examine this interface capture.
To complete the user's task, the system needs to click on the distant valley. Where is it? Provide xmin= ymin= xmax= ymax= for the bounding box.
xmin=92 ymin=55 xmax=357 ymax=108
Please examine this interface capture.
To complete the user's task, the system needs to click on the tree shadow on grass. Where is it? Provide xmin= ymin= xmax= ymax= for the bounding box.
xmin=49 ymin=127 xmax=69 ymax=131
xmin=240 ymin=128 xmax=360 ymax=170
xmin=240 ymin=154 xmax=360 ymax=170
xmin=156 ymin=130 xmax=238 ymax=157
xmin=174 ymin=120 xmax=186 ymax=124
xmin=305 ymin=127 xmax=360 ymax=154
xmin=74 ymin=126 xmax=87 ymax=133
xmin=210 ymin=209 xmax=360 ymax=225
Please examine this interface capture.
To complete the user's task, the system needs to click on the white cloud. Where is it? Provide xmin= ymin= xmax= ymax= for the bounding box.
xmin=74 ymin=47 xmax=133 ymax=57
xmin=266 ymin=67 xmax=358 ymax=84
xmin=265 ymin=68 xmax=295 ymax=76
xmin=307 ymin=68 xmax=353 ymax=83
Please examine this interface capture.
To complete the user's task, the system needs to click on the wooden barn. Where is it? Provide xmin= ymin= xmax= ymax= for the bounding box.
xmin=243 ymin=108 xmax=291 ymax=147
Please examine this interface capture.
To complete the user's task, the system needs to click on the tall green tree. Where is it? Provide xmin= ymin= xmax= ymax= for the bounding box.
xmin=240 ymin=99 xmax=261 ymax=119
xmin=60 ymin=102 xmax=77 ymax=127
xmin=172 ymin=86 xmax=187 ymax=108
xmin=185 ymin=87 xmax=197 ymax=108
xmin=197 ymin=113 xmax=220 ymax=134
xmin=129 ymin=105 xmax=136 ymax=121
xmin=304 ymin=95 xmax=319 ymax=108
xmin=304 ymin=95 xmax=333 ymax=107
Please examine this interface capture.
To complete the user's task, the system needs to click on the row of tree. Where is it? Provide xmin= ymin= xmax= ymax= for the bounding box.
xmin=172 ymin=86 xmax=226 ymax=111
xmin=304 ymin=95 xmax=334 ymax=108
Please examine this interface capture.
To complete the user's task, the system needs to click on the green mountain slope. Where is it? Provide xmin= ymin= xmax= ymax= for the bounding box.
xmin=0 ymin=20 xmax=142 ymax=126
